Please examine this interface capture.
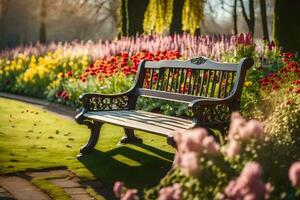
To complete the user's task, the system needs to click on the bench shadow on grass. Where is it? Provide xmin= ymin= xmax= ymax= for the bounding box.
xmin=78 ymin=143 xmax=174 ymax=190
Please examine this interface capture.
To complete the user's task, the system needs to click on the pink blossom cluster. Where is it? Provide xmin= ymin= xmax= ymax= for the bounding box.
xmin=225 ymin=113 xmax=265 ymax=159
xmin=173 ymin=128 xmax=220 ymax=176
xmin=231 ymin=33 xmax=253 ymax=46
xmin=0 ymin=33 xmax=256 ymax=61
xmin=158 ymin=183 xmax=182 ymax=200
xmin=221 ymin=162 xmax=272 ymax=200
xmin=289 ymin=161 xmax=300 ymax=188
xmin=113 ymin=181 xmax=138 ymax=200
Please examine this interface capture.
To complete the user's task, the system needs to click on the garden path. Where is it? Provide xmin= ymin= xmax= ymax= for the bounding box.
xmin=0 ymin=168 xmax=109 ymax=200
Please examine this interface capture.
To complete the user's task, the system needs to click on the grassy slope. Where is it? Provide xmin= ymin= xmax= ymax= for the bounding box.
xmin=0 ymin=97 xmax=174 ymax=189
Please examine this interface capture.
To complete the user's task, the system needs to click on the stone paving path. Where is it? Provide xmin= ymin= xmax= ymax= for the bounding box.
xmin=0 ymin=169 xmax=113 ymax=200
xmin=0 ymin=176 xmax=50 ymax=200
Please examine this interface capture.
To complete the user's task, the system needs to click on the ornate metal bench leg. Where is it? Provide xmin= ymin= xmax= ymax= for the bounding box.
xmin=167 ymin=136 xmax=176 ymax=148
xmin=78 ymin=121 xmax=103 ymax=157
xmin=119 ymin=128 xmax=143 ymax=144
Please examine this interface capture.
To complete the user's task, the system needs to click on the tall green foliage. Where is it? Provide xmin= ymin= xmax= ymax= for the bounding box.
xmin=119 ymin=0 xmax=205 ymax=36
xmin=143 ymin=0 xmax=174 ymax=34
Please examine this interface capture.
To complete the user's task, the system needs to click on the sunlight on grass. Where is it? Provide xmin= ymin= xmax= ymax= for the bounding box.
xmin=0 ymin=97 xmax=175 ymax=188
xmin=112 ymin=155 xmax=142 ymax=167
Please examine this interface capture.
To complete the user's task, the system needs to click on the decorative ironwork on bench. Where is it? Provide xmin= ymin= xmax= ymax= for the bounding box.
xmin=190 ymin=56 xmax=208 ymax=65
xmin=83 ymin=95 xmax=130 ymax=111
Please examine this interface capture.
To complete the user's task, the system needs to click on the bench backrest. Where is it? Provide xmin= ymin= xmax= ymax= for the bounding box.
xmin=133 ymin=57 xmax=253 ymax=103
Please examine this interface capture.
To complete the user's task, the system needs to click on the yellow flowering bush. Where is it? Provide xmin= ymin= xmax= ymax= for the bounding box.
xmin=0 ymin=54 xmax=30 ymax=92
xmin=8 ymin=49 xmax=92 ymax=97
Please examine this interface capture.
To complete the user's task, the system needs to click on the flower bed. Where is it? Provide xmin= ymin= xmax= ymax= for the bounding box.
xmin=0 ymin=33 xmax=273 ymax=109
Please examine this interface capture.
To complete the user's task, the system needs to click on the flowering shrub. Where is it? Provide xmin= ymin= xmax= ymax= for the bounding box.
xmin=111 ymin=112 xmax=300 ymax=199
xmin=265 ymin=94 xmax=300 ymax=145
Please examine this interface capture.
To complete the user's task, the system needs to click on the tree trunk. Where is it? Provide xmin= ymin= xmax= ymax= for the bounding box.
xmin=170 ymin=0 xmax=184 ymax=34
xmin=0 ymin=0 xmax=8 ymax=48
xmin=120 ymin=0 xmax=148 ymax=36
xmin=239 ymin=0 xmax=255 ymax=35
xmin=273 ymin=0 xmax=300 ymax=52
xmin=39 ymin=0 xmax=47 ymax=43
xmin=233 ymin=0 xmax=238 ymax=34
xmin=260 ymin=0 xmax=269 ymax=41
xmin=249 ymin=0 xmax=255 ymax=34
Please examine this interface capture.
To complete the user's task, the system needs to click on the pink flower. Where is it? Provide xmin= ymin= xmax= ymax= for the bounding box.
xmin=221 ymin=162 xmax=271 ymax=200
xmin=289 ymin=161 xmax=300 ymax=187
xmin=244 ymin=194 xmax=256 ymax=200
xmin=202 ymin=136 xmax=220 ymax=155
xmin=174 ymin=128 xmax=207 ymax=153
xmin=113 ymin=181 xmax=124 ymax=197
xmin=228 ymin=113 xmax=246 ymax=140
xmin=179 ymin=152 xmax=200 ymax=176
xmin=174 ymin=128 xmax=220 ymax=176
xmin=121 ymin=189 xmax=138 ymax=200
xmin=239 ymin=120 xmax=265 ymax=141
xmin=225 ymin=141 xmax=240 ymax=158
xmin=238 ymin=33 xmax=245 ymax=44
xmin=158 ymin=183 xmax=182 ymax=200
xmin=245 ymin=32 xmax=252 ymax=46
xmin=228 ymin=112 xmax=265 ymax=142
xmin=240 ymin=162 xmax=262 ymax=184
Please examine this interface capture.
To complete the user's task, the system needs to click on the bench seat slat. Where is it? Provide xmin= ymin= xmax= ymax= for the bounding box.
xmin=84 ymin=110 xmax=193 ymax=137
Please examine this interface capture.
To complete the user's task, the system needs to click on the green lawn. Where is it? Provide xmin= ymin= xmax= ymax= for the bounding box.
xmin=0 ymin=97 xmax=174 ymax=189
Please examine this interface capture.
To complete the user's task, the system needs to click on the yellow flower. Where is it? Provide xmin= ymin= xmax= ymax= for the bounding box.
xmin=244 ymin=81 xmax=253 ymax=87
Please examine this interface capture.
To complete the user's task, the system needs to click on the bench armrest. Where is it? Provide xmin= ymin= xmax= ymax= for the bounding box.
xmin=188 ymin=95 xmax=238 ymax=127
xmin=75 ymin=91 xmax=136 ymax=124
xmin=188 ymin=95 xmax=236 ymax=109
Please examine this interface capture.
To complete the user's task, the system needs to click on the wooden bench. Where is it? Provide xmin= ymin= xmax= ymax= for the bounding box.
xmin=75 ymin=56 xmax=253 ymax=155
